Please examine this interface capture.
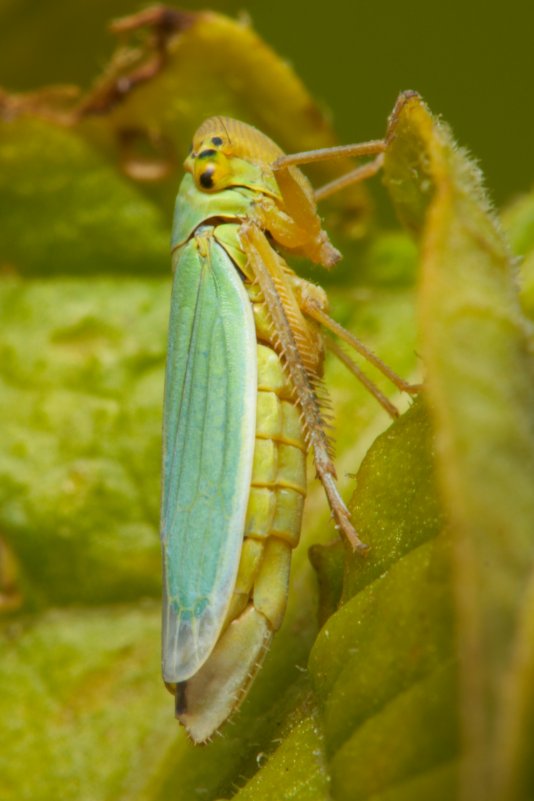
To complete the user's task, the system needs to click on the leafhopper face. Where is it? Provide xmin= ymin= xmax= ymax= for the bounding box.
xmin=162 ymin=116 xmax=417 ymax=742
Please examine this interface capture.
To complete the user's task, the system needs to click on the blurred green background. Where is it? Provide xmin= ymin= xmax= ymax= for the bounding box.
xmin=2 ymin=3 xmax=534 ymax=799
xmin=0 ymin=0 xmax=532 ymax=206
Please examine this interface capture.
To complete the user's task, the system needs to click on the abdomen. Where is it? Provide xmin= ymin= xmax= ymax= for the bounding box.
xmin=222 ymin=334 xmax=307 ymax=633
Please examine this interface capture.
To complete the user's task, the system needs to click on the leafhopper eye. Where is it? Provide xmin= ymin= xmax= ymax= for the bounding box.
xmin=199 ymin=166 xmax=215 ymax=189
xmin=192 ymin=148 xmax=231 ymax=192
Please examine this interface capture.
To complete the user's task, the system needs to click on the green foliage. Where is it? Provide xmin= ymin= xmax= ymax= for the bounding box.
xmin=0 ymin=117 xmax=169 ymax=276
xmin=1 ymin=11 xmax=534 ymax=801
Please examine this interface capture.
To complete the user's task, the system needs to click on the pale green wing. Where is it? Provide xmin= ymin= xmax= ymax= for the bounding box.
xmin=161 ymin=235 xmax=257 ymax=683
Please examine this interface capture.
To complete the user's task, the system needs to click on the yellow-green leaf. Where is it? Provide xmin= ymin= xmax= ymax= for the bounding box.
xmin=385 ymin=92 xmax=534 ymax=801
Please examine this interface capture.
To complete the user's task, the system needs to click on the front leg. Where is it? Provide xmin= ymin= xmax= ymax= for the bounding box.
xmin=253 ymin=195 xmax=341 ymax=268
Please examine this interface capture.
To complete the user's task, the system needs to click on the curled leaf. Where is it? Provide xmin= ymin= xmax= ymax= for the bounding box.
xmin=385 ymin=92 xmax=534 ymax=801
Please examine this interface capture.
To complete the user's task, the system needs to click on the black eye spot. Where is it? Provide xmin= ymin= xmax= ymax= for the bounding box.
xmin=199 ymin=167 xmax=215 ymax=189
xmin=211 ymin=136 xmax=223 ymax=146
xmin=198 ymin=148 xmax=217 ymax=159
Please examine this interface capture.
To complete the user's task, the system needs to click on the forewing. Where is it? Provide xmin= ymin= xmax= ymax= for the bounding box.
xmin=161 ymin=236 xmax=257 ymax=682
